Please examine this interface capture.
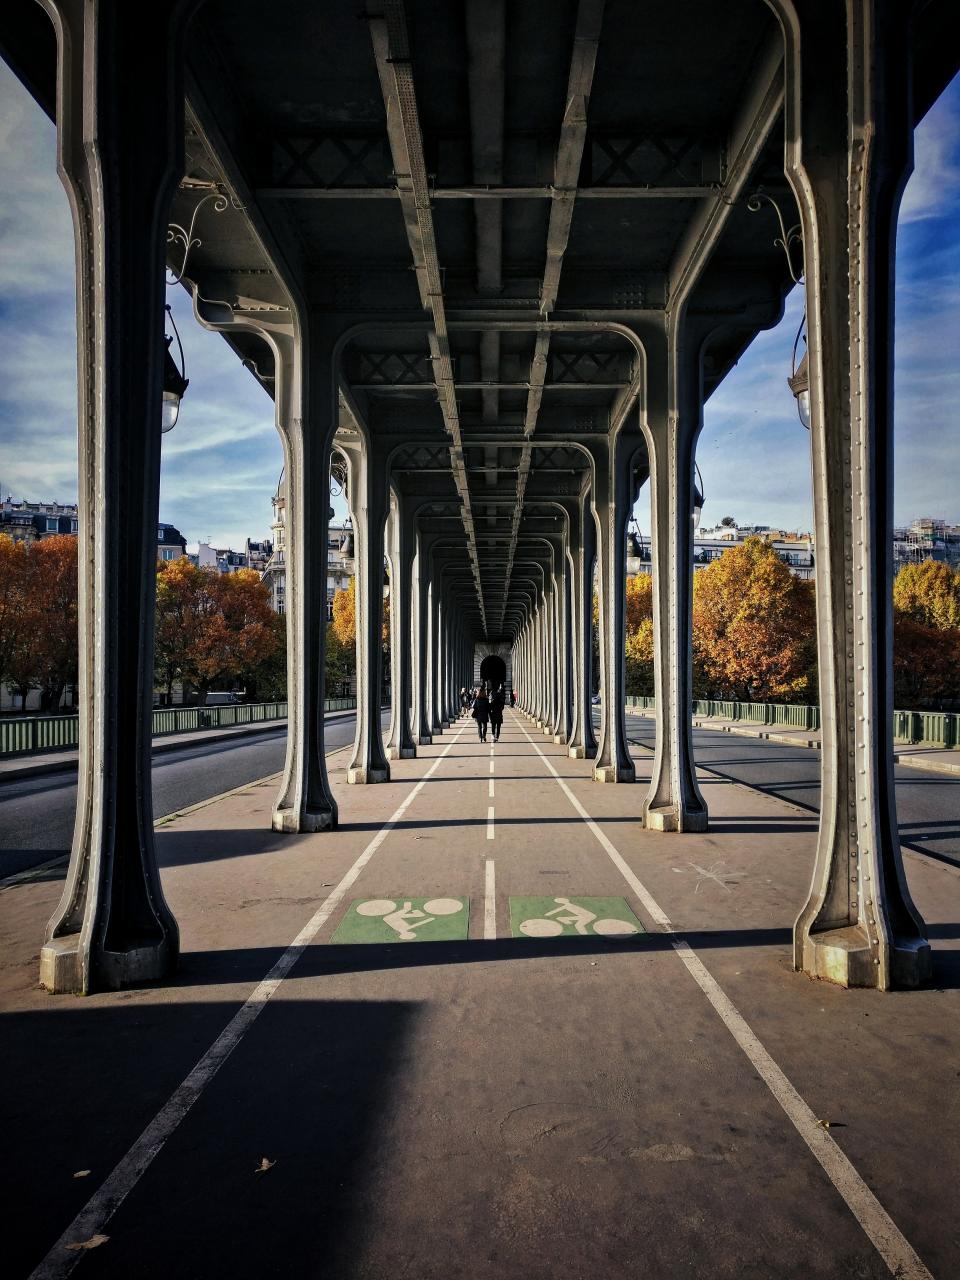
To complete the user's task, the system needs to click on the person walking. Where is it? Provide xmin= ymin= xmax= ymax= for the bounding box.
xmin=472 ymin=687 xmax=490 ymax=742
xmin=489 ymin=685 xmax=505 ymax=743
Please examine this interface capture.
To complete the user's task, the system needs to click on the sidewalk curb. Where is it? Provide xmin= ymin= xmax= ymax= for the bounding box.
xmin=0 ymin=712 xmax=355 ymax=784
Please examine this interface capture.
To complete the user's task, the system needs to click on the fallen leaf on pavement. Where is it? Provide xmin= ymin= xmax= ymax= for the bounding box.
xmin=73 ymin=1170 xmax=91 ymax=1178
xmin=255 ymin=1157 xmax=276 ymax=1174
xmin=66 ymin=1234 xmax=109 ymax=1251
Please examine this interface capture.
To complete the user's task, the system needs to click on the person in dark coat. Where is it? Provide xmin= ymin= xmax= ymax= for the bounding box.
xmin=472 ymin=688 xmax=490 ymax=741
xmin=489 ymin=686 xmax=505 ymax=743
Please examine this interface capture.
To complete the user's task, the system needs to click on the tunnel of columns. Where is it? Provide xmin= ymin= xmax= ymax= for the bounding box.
xmin=2 ymin=0 xmax=954 ymax=995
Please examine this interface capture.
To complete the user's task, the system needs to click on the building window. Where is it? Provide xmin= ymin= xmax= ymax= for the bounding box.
xmin=46 ymin=517 xmax=58 ymax=531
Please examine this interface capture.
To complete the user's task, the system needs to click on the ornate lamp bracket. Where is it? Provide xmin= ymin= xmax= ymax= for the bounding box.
xmin=746 ymin=188 xmax=804 ymax=285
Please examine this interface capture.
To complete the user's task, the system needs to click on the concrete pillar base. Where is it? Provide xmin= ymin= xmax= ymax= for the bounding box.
xmin=272 ymin=806 xmax=336 ymax=834
xmin=347 ymin=765 xmax=391 ymax=785
xmin=593 ymin=764 xmax=634 ymax=784
xmin=442 ymin=720 xmax=452 ymax=729
xmin=386 ymin=745 xmax=417 ymax=760
xmin=552 ymin=733 xmax=566 ymax=745
xmin=800 ymin=927 xmax=932 ymax=989
xmin=418 ymin=733 xmax=433 ymax=746
xmin=645 ymin=805 xmax=708 ymax=833
xmin=568 ymin=745 xmax=597 ymax=760
xmin=40 ymin=934 xmax=175 ymax=994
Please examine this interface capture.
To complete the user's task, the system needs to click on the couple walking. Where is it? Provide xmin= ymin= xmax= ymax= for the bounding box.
xmin=472 ymin=685 xmax=505 ymax=743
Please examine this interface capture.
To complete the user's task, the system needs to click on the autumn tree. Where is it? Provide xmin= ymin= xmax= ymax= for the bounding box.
xmin=155 ymin=560 xmax=280 ymax=701
xmin=692 ymin=537 xmax=817 ymax=703
xmin=331 ymin=578 xmax=356 ymax=648
xmin=892 ymin=560 xmax=960 ymax=707
xmin=0 ymin=534 xmax=36 ymax=711
xmin=893 ymin=560 xmax=960 ymax=631
xmin=31 ymin=535 xmax=79 ymax=710
xmin=624 ymin=574 xmax=655 ymax=695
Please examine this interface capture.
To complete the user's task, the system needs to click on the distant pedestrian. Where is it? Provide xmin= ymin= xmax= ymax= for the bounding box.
xmin=489 ymin=687 xmax=505 ymax=742
xmin=472 ymin=688 xmax=490 ymax=741
xmin=509 ymin=688 xmax=516 ymax=707
xmin=459 ymin=687 xmax=470 ymax=712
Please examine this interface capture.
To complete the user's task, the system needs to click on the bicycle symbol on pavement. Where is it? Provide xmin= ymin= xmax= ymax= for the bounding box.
xmin=333 ymin=897 xmax=470 ymax=945
xmin=510 ymin=896 xmax=643 ymax=940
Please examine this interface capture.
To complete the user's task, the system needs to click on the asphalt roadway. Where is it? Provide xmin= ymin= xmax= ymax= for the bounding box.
xmin=618 ymin=709 xmax=960 ymax=870
xmin=1 ymin=708 xmax=957 ymax=883
xmin=4 ymin=710 xmax=958 ymax=1280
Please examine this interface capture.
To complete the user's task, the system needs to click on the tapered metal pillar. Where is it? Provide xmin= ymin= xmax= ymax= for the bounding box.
xmin=429 ymin=576 xmax=443 ymax=736
xmin=385 ymin=489 xmax=416 ymax=759
xmin=771 ymin=0 xmax=929 ymax=988
xmin=640 ymin=319 xmax=708 ymax=831
xmin=413 ymin=531 xmax=433 ymax=746
xmin=38 ymin=0 xmax=196 ymax=993
xmin=592 ymin=436 xmax=636 ymax=784
xmin=568 ymin=485 xmax=598 ymax=759
xmin=342 ymin=439 xmax=390 ymax=784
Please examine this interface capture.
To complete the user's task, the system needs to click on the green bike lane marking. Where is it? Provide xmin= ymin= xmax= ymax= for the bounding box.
xmin=332 ymin=897 xmax=470 ymax=944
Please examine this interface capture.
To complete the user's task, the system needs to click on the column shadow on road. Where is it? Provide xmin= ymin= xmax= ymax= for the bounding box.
xmin=2 ymin=997 xmax=418 ymax=1280
xmin=165 ymin=927 xmax=960 ymax=990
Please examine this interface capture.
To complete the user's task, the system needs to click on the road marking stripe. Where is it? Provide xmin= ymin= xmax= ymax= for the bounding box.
xmin=487 ymin=806 xmax=495 ymax=841
xmin=489 ymin=759 xmax=494 ymax=774
xmin=489 ymin=778 xmax=495 ymax=798
xmin=484 ymin=859 xmax=496 ymax=939
xmin=28 ymin=725 xmax=467 ymax=1280
xmin=516 ymin=718 xmax=933 ymax=1280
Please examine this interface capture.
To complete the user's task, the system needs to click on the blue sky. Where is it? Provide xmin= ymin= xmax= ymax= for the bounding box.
xmin=0 ymin=62 xmax=956 ymax=549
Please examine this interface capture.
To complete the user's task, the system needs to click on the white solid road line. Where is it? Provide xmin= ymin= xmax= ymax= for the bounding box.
xmin=29 ymin=724 xmax=467 ymax=1280
xmin=515 ymin=718 xmax=934 ymax=1280
xmin=486 ymin=805 xmax=495 ymax=840
xmin=489 ymin=778 xmax=495 ymax=798
xmin=484 ymin=859 xmax=496 ymax=939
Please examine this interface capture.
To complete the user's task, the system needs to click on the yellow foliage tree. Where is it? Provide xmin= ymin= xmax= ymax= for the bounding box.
xmin=893 ymin=559 xmax=960 ymax=631
xmin=692 ymin=537 xmax=817 ymax=703
xmin=331 ymin=578 xmax=356 ymax=647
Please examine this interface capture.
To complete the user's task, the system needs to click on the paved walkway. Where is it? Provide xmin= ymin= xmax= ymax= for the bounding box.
xmin=2 ymin=710 xmax=958 ymax=1279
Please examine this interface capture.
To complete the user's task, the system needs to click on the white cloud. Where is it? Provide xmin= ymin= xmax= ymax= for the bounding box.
xmin=900 ymin=75 xmax=960 ymax=225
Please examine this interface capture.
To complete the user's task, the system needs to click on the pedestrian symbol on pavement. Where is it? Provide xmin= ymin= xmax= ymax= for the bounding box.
xmin=333 ymin=897 xmax=470 ymax=945
xmin=509 ymin=896 xmax=644 ymax=939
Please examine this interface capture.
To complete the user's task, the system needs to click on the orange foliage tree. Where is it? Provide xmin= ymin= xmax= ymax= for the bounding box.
xmin=0 ymin=534 xmax=36 ymax=710
xmin=0 ymin=534 xmax=79 ymax=711
xmin=31 ymin=535 xmax=79 ymax=710
xmin=691 ymin=537 xmax=817 ymax=703
xmin=155 ymin=559 xmax=279 ymax=701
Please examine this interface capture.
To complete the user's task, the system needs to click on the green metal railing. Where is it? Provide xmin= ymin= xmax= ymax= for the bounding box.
xmin=0 ymin=697 xmax=360 ymax=758
xmin=623 ymin=696 xmax=959 ymax=748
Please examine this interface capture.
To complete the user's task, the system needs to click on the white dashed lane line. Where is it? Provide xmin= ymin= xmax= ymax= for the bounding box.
xmin=484 ymin=859 xmax=496 ymax=939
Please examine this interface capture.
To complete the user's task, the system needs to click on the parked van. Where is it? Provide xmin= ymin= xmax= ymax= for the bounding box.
xmin=204 ymin=691 xmax=243 ymax=706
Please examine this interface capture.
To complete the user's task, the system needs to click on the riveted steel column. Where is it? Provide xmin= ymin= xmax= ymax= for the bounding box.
xmin=38 ymin=0 xmax=197 ymax=993
xmin=770 ymin=0 xmax=929 ymax=988
xmin=386 ymin=489 xmax=416 ymax=759
xmin=640 ymin=319 xmax=707 ymax=831
xmin=551 ymin=547 xmax=569 ymax=743
xmin=592 ymin=437 xmax=636 ymax=784
xmin=413 ymin=530 xmax=433 ymax=745
xmin=429 ymin=571 xmax=443 ymax=736
xmin=342 ymin=439 xmax=390 ymax=784
xmin=568 ymin=485 xmax=598 ymax=759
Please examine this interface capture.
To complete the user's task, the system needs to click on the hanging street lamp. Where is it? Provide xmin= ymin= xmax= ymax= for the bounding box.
xmin=161 ymin=304 xmax=189 ymax=433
